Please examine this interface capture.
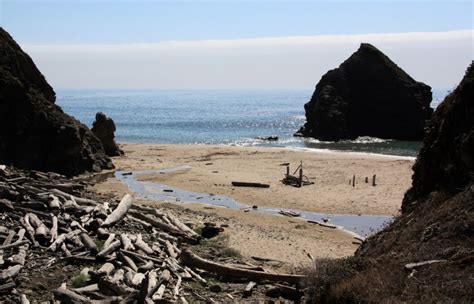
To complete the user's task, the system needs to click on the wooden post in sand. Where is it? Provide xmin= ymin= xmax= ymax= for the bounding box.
xmin=365 ymin=177 xmax=368 ymax=183
xmin=352 ymin=175 xmax=355 ymax=187
xmin=372 ymin=174 xmax=377 ymax=186
xmin=298 ymin=161 xmax=303 ymax=187
xmin=286 ymin=165 xmax=290 ymax=176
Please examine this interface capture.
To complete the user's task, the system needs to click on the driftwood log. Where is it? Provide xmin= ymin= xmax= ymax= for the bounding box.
xmin=181 ymin=249 xmax=304 ymax=284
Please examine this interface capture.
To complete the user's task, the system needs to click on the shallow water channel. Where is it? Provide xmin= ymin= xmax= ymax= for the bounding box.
xmin=115 ymin=168 xmax=392 ymax=238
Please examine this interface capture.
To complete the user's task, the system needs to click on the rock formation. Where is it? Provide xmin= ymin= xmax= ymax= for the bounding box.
xmin=297 ymin=43 xmax=433 ymax=141
xmin=0 ymin=27 xmax=113 ymax=175
xmin=403 ymin=62 xmax=474 ymax=211
xmin=91 ymin=112 xmax=122 ymax=157
xmin=307 ymin=63 xmax=474 ymax=303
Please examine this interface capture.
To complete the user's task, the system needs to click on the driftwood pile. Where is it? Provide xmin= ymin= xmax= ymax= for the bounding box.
xmin=0 ymin=165 xmax=305 ymax=302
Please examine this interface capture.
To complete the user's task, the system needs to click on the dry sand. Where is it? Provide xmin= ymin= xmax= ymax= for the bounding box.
xmin=93 ymin=143 xmax=415 ymax=267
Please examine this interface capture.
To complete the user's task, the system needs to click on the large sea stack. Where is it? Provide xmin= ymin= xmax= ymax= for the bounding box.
xmin=0 ymin=27 xmax=112 ymax=175
xmin=308 ymin=63 xmax=473 ymax=303
xmin=297 ymin=43 xmax=433 ymax=141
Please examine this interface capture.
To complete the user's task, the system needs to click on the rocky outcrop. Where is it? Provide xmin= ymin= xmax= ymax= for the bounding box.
xmin=297 ymin=43 xmax=433 ymax=141
xmin=91 ymin=112 xmax=122 ymax=157
xmin=0 ymin=27 xmax=113 ymax=175
xmin=307 ymin=63 xmax=474 ymax=303
xmin=403 ymin=62 xmax=474 ymax=212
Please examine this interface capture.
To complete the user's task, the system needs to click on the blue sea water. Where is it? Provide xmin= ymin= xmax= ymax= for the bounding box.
xmin=56 ymin=89 xmax=449 ymax=157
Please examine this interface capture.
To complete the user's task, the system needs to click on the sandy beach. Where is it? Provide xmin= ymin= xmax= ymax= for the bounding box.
xmin=113 ymin=143 xmax=413 ymax=216
xmin=93 ymin=143 xmax=414 ymax=267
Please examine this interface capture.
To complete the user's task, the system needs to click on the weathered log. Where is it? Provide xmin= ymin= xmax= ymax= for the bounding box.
xmin=0 ymin=199 xmax=14 ymax=211
xmin=28 ymin=213 xmax=49 ymax=244
xmin=137 ymin=261 xmax=154 ymax=273
xmin=148 ymin=269 xmax=171 ymax=299
xmin=181 ymin=249 xmax=304 ymax=284
xmin=134 ymin=234 xmax=154 ymax=255
xmin=71 ymin=283 xmax=99 ymax=294
xmin=173 ymin=276 xmax=182 ymax=299
xmin=110 ymin=269 xmax=125 ymax=284
xmin=117 ymin=251 xmax=138 ymax=272
xmin=50 ymin=215 xmax=58 ymax=242
xmin=15 ymin=228 xmax=25 ymax=242
xmin=96 ymin=228 xmax=110 ymax=239
xmin=146 ymin=270 xmax=158 ymax=296
xmin=48 ymin=230 xmax=81 ymax=252
xmin=53 ymin=286 xmax=91 ymax=303
xmin=50 ymin=189 xmax=98 ymax=206
xmin=130 ymin=211 xmax=199 ymax=243
xmin=231 ymin=181 xmax=270 ymax=188
xmin=102 ymin=194 xmax=133 ymax=227
xmin=404 ymin=259 xmax=447 ymax=270
xmin=0 ymin=281 xmax=16 ymax=292
xmin=243 ymin=281 xmax=257 ymax=297
xmin=184 ymin=266 xmax=207 ymax=285
xmin=119 ymin=234 xmax=134 ymax=251
xmin=165 ymin=240 xmax=178 ymax=259
xmin=47 ymin=195 xmax=61 ymax=212
xmin=80 ymin=233 xmax=98 ymax=254
xmin=20 ymin=214 xmax=37 ymax=246
xmin=0 ymin=264 xmax=23 ymax=282
xmin=131 ymin=272 xmax=146 ymax=287
xmin=102 ymin=233 xmax=116 ymax=249
xmin=19 ymin=293 xmax=30 ymax=304
xmin=0 ymin=240 xmax=29 ymax=250
xmin=9 ymin=245 xmax=27 ymax=265
xmin=97 ymin=240 xmax=121 ymax=258
xmin=2 ymin=230 xmax=15 ymax=246
xmin=156 ymin=210 xmax=200 ymax=239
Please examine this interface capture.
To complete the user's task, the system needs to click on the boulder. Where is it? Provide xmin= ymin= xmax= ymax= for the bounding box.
xmin=296 ymin=43 xmax=433 ymax=141
xmin=0 ymin=27 xmax=113 ymax=176
xmin=91 ymin=112 xmax=122 ymax=157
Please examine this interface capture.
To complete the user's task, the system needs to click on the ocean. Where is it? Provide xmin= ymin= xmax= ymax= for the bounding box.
xmin=57 ymin=89 xmax=449 ymax=157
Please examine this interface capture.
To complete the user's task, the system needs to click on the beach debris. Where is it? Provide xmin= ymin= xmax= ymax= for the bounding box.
xmin=243 ymin=281 xmax=257 ymax=297
xmin=181 ymin=249 xmax=304 ymax=284
xmin=231 ymin=181 xmax=270 ymax=188
xmin=278 ymin=210 xmax=301 ymax=217
xmin=282 ymin=161 xmax=314 ymax=187
xmin=404 ymin=260 xmax=447 ymax=270
xmin=0 ymin=165 xmax=302 ymax=302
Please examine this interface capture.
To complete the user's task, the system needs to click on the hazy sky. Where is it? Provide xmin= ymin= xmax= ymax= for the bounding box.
xmin=1 ymin=0 xmax=473 ymax=89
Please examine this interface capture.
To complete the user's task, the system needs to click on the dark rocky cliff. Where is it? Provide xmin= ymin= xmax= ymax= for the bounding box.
xmin=306 ymin=63 xmax=474 ymax=303
xmin=0 ymin=27 xmax=113 ymax=175
xmin=297 ymin=43 xmax=433 ymax=141
xmin=403 ymin=62 xmax=474 ymax=212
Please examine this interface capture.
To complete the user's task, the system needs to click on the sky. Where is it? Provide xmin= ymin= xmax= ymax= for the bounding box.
xmin=0 ymin=0 xmax=473 ymax=89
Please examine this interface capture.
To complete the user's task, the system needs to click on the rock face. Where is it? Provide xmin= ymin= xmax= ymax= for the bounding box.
xmin=91 ymin=112 xmax=122 ymax=157
xmin=403 ymin=62 xmax=474 ymax=211
xmin=0 ymin=27 xmax=113 ymax=176
xmin=309 ymin=63 xmax=474 ymax=303
xmin=297 ymin=43 xmax=433 ymax=141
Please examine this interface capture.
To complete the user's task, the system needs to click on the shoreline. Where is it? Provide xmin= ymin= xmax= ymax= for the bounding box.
xmin=94 ymin=142 xmax=414 ymax=265
xmin=112 ymin=143 xmax=414 ymax=216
